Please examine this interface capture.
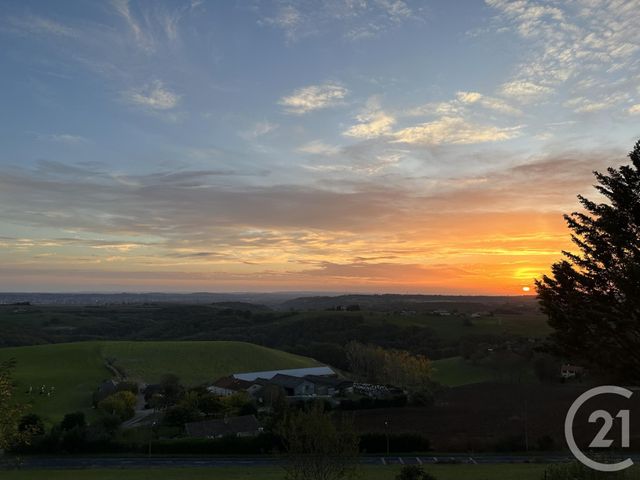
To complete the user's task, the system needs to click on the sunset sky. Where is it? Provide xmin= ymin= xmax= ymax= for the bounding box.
xmin=1 ymin=0 xmax=640 ymax=294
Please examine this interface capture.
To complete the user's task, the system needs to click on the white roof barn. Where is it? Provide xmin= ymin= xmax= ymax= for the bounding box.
xmin=232 ymin=366 xmax=335 ymax=381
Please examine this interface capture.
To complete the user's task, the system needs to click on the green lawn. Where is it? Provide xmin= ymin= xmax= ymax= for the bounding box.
xmin=101 ymin=341 xmax=319 ymax=384
xmin=0 ymin=341 xmax=318 ymax=423
xmin=432 ymin=356 xmax=496 ymax=386
xmin=0 ymin=464 xmax=552 ymax=480
xmin=0 ymin=342 xmax=110 ymax=425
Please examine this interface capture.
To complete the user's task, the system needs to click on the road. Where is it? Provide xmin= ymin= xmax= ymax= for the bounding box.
xmin=1 ymin=454 xmax=588 ymax=470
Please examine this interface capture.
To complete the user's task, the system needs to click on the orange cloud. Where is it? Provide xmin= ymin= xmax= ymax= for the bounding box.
xmin=0 ymin=151 xmax=615 ymax=294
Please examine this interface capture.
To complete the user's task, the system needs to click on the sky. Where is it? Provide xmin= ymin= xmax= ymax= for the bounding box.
xmin=1 ymin=0 xmax=640 ymax=294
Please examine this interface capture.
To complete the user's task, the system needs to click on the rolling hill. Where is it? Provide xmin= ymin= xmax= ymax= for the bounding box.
xmin=0 ymin=341 xmax=319 ymax=423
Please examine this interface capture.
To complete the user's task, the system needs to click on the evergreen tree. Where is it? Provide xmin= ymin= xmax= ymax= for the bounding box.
xmin=536 ymin=141 xmax=640 ymax=381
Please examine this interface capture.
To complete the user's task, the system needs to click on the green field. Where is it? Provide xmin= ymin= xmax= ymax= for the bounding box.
xmin=0 ymin=464 xmax=553 ymax=480
xmin=100 ymin=341 xmax=319 ymax=384
xmin=0 ymin=341 xmax=318 ymax=423
xmin=368 ymin=312 xmax=551 ymax=340
xmin=432 ymin=356 xmax=497 ymax=386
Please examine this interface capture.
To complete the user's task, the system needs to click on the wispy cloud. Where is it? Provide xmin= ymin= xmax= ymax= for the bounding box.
xmin=392 ymin=116 xmax=522 ymax=145
xmin=257 ymin=0 xmax=424 ymax=43
xmin=456 ymin=91 xmax=522 ymax=115
xmin=564 ymin=92 xmax=630 ymax=114
xmin=407 ymin=90 xmax=522 ymax=118
xmin=487 ymin=0 xmax=640 ymax=112
xmin=499 ymin=81 xmax=553 ymax=104
xmin=240 ymin=121 xmax=279 ymax=140
xmin=111 ymin=0 xmax=155 ymax=52
xmin=110 ymin=0 xmax=192 ymax=52
xmin=343 ymin=97 xmax=396 ymax=139
xmin=279 ymin=83 xmax=348 ymax=114
xmin=38 ymin=133 xmax=89 ymax=145
xmin=124 ymin=80 xmax=181 ymax=111
xmin=5 ymin=14 xmax=77 ymax=38
xmin=297 ymin=140 xmax=341 ymax=156
xmin=260 ymin=5 xmax=304 ymax=42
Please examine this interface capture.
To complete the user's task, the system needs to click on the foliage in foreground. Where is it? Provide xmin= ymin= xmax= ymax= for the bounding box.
xmin=0 ymin=360 xmax=30 ymax=450
xmin=276 ymin=402 xmax=360 ymax=480
xmin=543 ymin=461 xmax=640 ymax=479
xmin=537 ymin=140 xmax=640 ymax=381
xmin=396 ymin=464 xmax=438 ymax=480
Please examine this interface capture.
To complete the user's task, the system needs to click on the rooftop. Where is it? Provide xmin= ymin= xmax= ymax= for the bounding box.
xmin=233 ymin=366 xmax=335 ymax=381
xmin=185 ymin=415 xmax=261 ymax=438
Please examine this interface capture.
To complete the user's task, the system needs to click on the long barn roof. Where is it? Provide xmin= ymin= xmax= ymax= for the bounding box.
xmin=232 ymin=366 xmax=335 ymax=381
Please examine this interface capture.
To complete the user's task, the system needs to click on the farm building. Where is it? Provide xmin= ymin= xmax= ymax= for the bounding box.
xmin=232 ymin=365 xmax=335 ymax=381
xmin=207 ymin=376 xmax=256 ymax=396
xmin=268 ymin=374 xmax=316 ymax=396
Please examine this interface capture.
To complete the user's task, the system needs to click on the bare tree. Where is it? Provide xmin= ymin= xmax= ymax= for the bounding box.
xmin=276 ymin=402 xmax=359 ymax=480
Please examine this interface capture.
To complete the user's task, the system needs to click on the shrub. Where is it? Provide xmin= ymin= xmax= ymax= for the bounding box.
xmin=396 ymin=465 xmax=438 ymax=480
xmin=98 ymin=391 xmax=137 ymax=421
xmin=163 ymin=404 xmax=201 ymax=427
xmin=60 ymin=411 xmax=86 ymax=431
xmin=18 ymin=413 xmax=45 ymax=435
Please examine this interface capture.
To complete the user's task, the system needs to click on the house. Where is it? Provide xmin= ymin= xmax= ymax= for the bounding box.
xmin=260 ymin=374 xmax=352 ymax=398
xmin=143 ymin=384 xmax=163 ymax=402
xmin=232 ymin=366 xmax=336 ymax=381
xmin=253 ymin=383 xmax=287 ymax=407
xmin=209 ymin=366 xmax=351 ymax=401
xmin=269 ymin=374 xmax=316 ymax=396
xmin=207 ymin=376 xmax=255 ymax=397
xmin=185 ymin=415 xmax=262 ymax=439
xmin=561 ymin=364 xmax=585 ymax=379
xmin=93 ymin=379 xmax=118 ymax=404
xmin=304 ymin=375 xmax=353 ymax=396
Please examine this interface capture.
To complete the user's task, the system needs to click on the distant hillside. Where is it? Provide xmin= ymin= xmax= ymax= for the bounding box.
xmin=278 ymin=294 xmax=540 ymax=313
xmin=0 ymin=292 xmax=538 ymax=310
xmin=209 ymin=301 xmax=272 ymax=312
xmin=0 ymin=341 xmax=318 ymax=423
xmin=0 ymin=291 xmax=331 ymax=306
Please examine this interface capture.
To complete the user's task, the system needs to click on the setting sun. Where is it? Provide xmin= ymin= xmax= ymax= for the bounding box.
xmin=522 ymin=286 xmax=531 ymax=293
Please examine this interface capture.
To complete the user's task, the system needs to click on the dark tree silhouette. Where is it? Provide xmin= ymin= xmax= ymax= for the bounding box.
xmin=536 ymin=140 xmax=640 ymax=381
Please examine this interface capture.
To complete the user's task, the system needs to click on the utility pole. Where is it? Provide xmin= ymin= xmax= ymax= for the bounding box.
xmin=384 ymin=420 xmax=390 ymax=457
xmin=148 ymin=420 xmax=157 ymax=457
xmin=523 ymin=397 xmax=529 ymax=452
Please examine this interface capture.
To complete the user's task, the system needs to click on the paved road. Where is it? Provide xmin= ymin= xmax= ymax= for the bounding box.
xmin=1 ymin=454 xmax=585 ymax=470
xmin=121 ymin=397 xmax=157 ymax=429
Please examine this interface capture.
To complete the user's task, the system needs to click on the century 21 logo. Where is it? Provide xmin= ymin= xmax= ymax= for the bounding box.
xmin=565 ymin=386 xmax=633 ymax=472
